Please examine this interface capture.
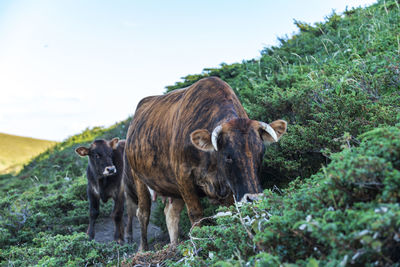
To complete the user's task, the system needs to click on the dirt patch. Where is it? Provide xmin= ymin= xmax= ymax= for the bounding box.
xmin=122 ymin=244 xmax=182 ymax=267
xmin=94 ymin=203 xmax=169 ymax=250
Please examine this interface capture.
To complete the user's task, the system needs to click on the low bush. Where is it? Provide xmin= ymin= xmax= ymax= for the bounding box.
xmin=172 ymin=125 xmax=400 ymax=266
xmin=1 ymin=232 xmax=135 ymax=266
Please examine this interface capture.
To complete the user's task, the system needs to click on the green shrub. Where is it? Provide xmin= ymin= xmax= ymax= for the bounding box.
xmin=173 ymin=125 xmax=400 ymax=266
xmin=1 ymin=232 xmax=135 ymax=266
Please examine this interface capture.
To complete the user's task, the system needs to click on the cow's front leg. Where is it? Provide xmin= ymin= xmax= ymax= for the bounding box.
xmin=87 ymin=191 xmax=100 ymax=240
xmin=164 ymin=197 xmax=184 ymax=245
xmin=112 ymin=190 xmax=125 ymax=244
xmin=178 ymin=178 xmax=203 ymax=225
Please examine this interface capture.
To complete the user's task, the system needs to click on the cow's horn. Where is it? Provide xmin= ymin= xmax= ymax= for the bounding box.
xmin=211 ymin=125 xmax=222 ymax=151
xmin=259 ymin=122 xmax=278 ymax=142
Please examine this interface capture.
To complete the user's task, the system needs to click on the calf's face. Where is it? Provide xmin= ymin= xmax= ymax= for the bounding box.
xmin=75 ymin=138 xmax=119 ymax=178
xmin=191 ymin=119 xmax=287 ymax=202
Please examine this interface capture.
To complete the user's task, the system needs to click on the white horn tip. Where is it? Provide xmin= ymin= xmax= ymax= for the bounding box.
xmin=260 ymin=122 xmax=278 ymax=142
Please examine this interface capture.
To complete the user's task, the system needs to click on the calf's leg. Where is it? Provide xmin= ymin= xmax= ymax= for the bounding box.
xmin=87 ymin=191 xmax=100 ymax=240
xmin=112 ymin=190 xmax=125 ymax=244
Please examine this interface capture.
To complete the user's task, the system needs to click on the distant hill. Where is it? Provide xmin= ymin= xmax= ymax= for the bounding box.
xmin=0 ymin=133 xmax=57 ymax=174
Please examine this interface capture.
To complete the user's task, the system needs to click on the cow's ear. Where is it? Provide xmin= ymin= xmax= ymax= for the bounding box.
xmin=190 ymin=129 xmax=214 ymax=152
xmin=260 ymin=119 xmax=287 ymax=145
xmin=75 ymin=146 xmax=90 ymax=157
xmin=110 ymin=138 xmax=119 ymax=149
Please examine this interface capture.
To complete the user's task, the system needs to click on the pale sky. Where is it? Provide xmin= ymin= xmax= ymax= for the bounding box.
xmin=0 ymin=0 xmax=376 ymax=141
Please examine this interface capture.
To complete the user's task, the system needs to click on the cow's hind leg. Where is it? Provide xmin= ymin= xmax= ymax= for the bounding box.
xmin=134 ymin=176 xmax=151 ymax=251
xmin=112 ymin=190 xmax=125 ymax=244
xmin=125 ymin=192 xmax=138 ymax=244
xmin=164 ymin=198 xmax=184 ymax=245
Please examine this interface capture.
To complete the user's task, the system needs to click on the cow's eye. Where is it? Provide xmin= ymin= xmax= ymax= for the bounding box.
xmin=95 ymin=154 xmax=100 ymax=159
xmin=225 ymin=155 xmax=233 ymax=164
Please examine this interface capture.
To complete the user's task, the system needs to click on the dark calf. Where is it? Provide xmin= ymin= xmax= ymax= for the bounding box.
xmin=75 ymin=138 xmax=126 ymax=244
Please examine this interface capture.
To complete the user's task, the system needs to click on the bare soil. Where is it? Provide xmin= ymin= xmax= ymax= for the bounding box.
xmin=94 ymin=203 xmax=169 ymax=251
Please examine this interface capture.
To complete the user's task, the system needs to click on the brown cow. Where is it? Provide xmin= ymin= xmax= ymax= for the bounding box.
xmin=75 ymin=138 xmax=126 ymax=244
xmin=124 ymin=77 xmax=287 ymax=250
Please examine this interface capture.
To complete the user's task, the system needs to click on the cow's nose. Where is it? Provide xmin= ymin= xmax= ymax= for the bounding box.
xmin=104 ymin=166 xmax=116 ymax=175
xmin=240 ymin=193 xmax=263 ymax=203
xmin=107 ymin=166 xmax=116 ymax=173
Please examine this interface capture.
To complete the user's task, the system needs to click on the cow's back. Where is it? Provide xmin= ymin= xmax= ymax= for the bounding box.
xmin=171 ymin=77 xmax=247 ymax=150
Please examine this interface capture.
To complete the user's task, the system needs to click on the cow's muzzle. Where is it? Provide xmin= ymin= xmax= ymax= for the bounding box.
xmin=239 ymin=193 xmax=263 ymax=203
xmin=103 ymin=166 xmax=116 ymax=176
xmin=216 ymin=184 xmax=230 ymax=200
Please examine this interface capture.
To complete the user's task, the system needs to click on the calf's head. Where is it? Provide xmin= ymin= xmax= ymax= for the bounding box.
xmin=75 ymin=138 xmax=119 ymax=178
xmin=191 ymin=119 xmax=287 ymax=201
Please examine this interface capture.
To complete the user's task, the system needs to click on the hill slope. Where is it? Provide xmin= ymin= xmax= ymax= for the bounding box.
xmin=1 ymin=0 xmax=399 ymax=266
xmin=160 ymin=0 xmax=400 ymax=266
xmin=0 ymin=133 xmax=57 ymax=174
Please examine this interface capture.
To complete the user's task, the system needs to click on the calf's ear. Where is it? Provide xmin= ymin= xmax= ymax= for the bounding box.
xmin=260 ymin=119 xmax=287 ymax=145
xmin=190 ymin=129 xmax=214 ymax=152
xmin=75 ymin=147 xmax=90 ymax=157
xmin=110 ymin=137 xmax=119 ymax=149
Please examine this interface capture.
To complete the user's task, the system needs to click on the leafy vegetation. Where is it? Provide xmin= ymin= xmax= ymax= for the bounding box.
xmin=1 ymin=0 xmax=399 ymax=266
xmin=172 ymin=125 xmax=400 ymax=266
xmin=0 ymin=133 xmax=57 ymax=174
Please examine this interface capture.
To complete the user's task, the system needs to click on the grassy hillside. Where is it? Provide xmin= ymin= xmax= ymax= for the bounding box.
xmin=166 ymin=0 xmax=400 ymax=189
xmin=161 ymin=0 xmax=400 ymax=266
xmin=0 ymin=133 xmax=57 ymax=174
xmin=1 ymin=0 xmax=399 ymax=266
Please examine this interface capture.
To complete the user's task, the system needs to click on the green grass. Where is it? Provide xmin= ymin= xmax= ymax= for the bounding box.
xmin=0 ymin=133 xmax=57 ymax=174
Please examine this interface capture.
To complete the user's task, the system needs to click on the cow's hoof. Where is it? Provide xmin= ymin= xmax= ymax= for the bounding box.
xmin=138 ymin=245 xmax=148 ymax=252
xmin=87 ymin=231 xmax=95 ymax=240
